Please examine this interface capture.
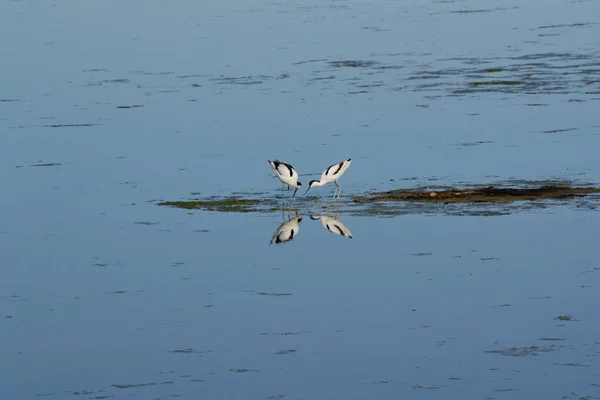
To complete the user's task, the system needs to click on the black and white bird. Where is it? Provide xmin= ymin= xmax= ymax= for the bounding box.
xmin=268 ymin=159 xmax=302 ymax=199
xmin=303 ymin=158 xmax=351 ymax=199
xmin=270 ymin=215 xmax=302 ymax=244
xmin=310 ymin=215 xmax=353 ymax=239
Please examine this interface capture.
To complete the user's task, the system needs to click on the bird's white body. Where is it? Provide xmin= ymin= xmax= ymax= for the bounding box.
xmin=270 ymin=215 xmax=302 ymax=244
xmin=310 ymin=215 xmax=353 ymax=239
xmin=268 ymin=159 xmax=302 ymax=198
xmin=304 ymin=158 xmax=351 ymax=199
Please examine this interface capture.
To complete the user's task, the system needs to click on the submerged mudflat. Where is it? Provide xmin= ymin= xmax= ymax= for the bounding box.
xmin=157 ymin=184 xmax=600 ymax=216
xmin=157 ymin=198 xmax=262 ymax=212
xmin=358 ymin=185 xmax=600 ymax=203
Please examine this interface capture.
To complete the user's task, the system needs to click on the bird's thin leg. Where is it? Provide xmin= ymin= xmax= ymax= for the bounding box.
xmin=333 ymin=181 xmax=342 ymax=200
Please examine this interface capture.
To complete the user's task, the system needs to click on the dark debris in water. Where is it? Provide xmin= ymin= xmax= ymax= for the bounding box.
xmin=117 ymin=105 xmax=144 ymax=109
xmin=554 ymin=314 xmax=573 ymax=321
xmin=30 ymin=163 xmax=62 ymax=167
xmin=261 ymin=331 xmax=310 ymax=336
xmin=44 ymin=123 xmax=100 ymax=128
xmin=449 ymin=9 xmax=493 ymax=13
xmin=328 ymin=60 xmax=379 ymax=68
xmin=455 ymin=140 xmax=495 ymax=147
xmin=256 ymin=292 xmax=292 ymax=296
xmin=411 ymin=384 xmax=444 ymax=389
xmin=485 ymin=345 xmax=560 ymax=357
xmin=536 ymin=22 xmax=595 ymax=30
xmin=541 ymin=128 xmax=577 ymax=134
xmin=274 ymin=349 xmax=297 ymax=355
xmin=169 ymin=348 xmax=211 ymax=354
xmin=70 ymin=390 xmax=98 ymax=395
xmin=111 ymin=383 xmax=156 ymax=389
xmin=211 ymin=75 xmax=268 ymax=85
xmin=554 ymin=362 xmax=590 ymax=367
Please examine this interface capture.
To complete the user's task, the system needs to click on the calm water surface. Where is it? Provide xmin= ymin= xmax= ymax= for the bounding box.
xmin=2 ymin=0 xmax=599 ymax=399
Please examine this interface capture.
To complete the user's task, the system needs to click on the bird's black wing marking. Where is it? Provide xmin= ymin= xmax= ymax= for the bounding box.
xmin=274 ymin=160 xmax=294 ymax=177
xmin=331 ymin=161 xmax=344 ymax=176
xmin=283 ymin=163 xmax=294 ymax=177
xmin=325 ymin=161 xmax=343 ymax=176
xmin=333 ymin=224 xmax=345 ymax=236
xmin=324 ymin=164 xmax=334 ymax=176
xmin=289 ymin=229 xmax=295 ymax=239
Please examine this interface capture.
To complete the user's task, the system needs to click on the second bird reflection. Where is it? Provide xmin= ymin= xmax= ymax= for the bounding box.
xmin=310 ymin=215 xmax=353 ymax=239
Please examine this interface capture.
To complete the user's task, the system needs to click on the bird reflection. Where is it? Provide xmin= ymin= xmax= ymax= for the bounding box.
xmin=270 ymin=214 xmax=303 ymax=244
xmin=310 ymin=215 xmax=353 ymax=239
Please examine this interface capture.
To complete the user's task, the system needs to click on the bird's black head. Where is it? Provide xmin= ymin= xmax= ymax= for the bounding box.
xmin=297 ymin=181 xmax=302 ymax=187
xmin=302 ymin=180 xmax=319 ymax=197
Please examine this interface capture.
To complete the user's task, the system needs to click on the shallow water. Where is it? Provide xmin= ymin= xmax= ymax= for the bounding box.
xmin=2 ymin=0 xmax=600 ymax=399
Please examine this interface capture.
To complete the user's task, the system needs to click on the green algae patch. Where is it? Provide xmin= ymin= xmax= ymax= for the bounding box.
xmin=469 ymin=80 xmax=524 ymax=87
xmin=158 ymin=198 xmax=263 ymax=212
xmin=356 ymin=186 xmax=600 ymax=203
xmin=483 ymin=68 xmax=504 ymax=73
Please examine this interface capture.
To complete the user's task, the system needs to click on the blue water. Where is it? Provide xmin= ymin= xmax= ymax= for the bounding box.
xmin=2 ymin=0 xmax=600 ymax=398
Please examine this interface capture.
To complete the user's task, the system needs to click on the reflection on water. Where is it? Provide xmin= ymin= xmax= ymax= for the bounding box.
xmin=270 ymin=212 xmax=355 ymax=244
xmin=310 ymin=215 xmax=354 ymax=239
xmin=270 ymin=213 xmax=303 ymax=244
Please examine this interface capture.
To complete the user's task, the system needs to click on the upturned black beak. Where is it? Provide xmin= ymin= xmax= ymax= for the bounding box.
xmin=301 ymin=187 xmax=311 ymax=197
xmin=292 ymin=187 xmax=298 ymax=197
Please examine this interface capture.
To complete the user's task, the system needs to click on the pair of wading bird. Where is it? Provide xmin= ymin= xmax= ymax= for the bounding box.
xmin=268 ymin=158 xmax=352 ymax=199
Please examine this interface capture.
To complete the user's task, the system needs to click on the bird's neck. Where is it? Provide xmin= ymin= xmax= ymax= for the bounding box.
xmin=312 ymin=181 xmax=327 ymax=187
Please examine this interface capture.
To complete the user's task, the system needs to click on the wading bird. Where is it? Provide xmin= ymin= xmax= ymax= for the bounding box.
xmin=303 ymin=158 xmax=351 ymax=199
xmin=268 ymin=159 xmax=302 ymax=199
